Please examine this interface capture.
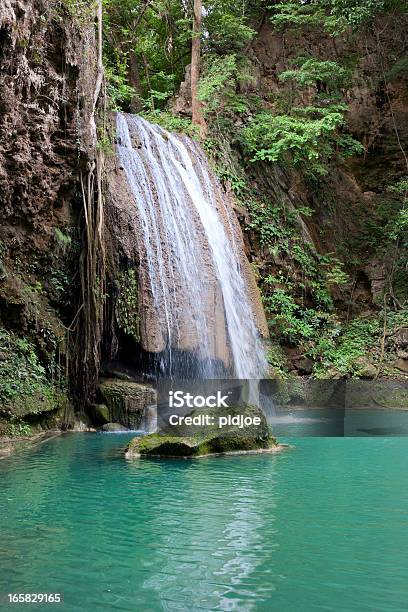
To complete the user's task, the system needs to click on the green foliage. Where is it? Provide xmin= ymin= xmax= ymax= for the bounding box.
xmin=116 ymin=268 xmax=140 ymax=341
xmin=266 ymin=344 xmax=289 ymax=378
xmin=324 ymin=258 xmax=350 ymax=286
xmin=103 ymin=0 xmax=192 ymax=111
xmin=356 ymin=177 xmax=408 ymax=304
xmin=198 ymin=54 xmax=260 ymax=125
xmin=102 ymin=0 xmax=263 ymax=111
xmin=326 ymin=0 xmax=403 ymax=28
xmin=263 ymin=285 xmax=334 ymax=344
xmin=199 ymin=55 xmax=241 ymax=114
xmin=310 ymin=317 xmax=381 ymax=378
xmin=203 ymin=1 xmax=256 ymax=53
xmin=54 ymin=228 xmax=72 ymax=248
xmin=0 ymin=329 xmax=61 ymax=417
xmin=105 ymin=65 xmax=138 ymax=111
xmin=240 ymin=38 xmax=363 ymax=176
xmin=270 ymin=2 xmax=328 ymax=29
xmin=270 ymin=0 xmax=404 ymax=34
xmin=4 ymin=421 xmax=32 ymax=438
xmin=243 ymin=105 xmax=363 ymax=177
xmin=279 ymin=58 xmax=348 ymax=88
xmin=140 ymin=110 xmax=197 ymax=137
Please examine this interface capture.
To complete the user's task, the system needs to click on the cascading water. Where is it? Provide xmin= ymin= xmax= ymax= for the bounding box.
xmin=116 ymin=113 xmax=268 ymax=380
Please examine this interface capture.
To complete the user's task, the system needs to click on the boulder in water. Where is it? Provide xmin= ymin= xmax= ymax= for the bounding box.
xmin=125 ymin=404 xmax=279 ymax=458
xmin=98 ymin=379 xmax=156 ymax=429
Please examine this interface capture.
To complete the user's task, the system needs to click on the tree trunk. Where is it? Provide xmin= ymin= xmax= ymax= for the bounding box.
xmin=191 ymin=0 xmax=206 ymax=138
xmin=128 ymin=53 xmax=143 ymax=112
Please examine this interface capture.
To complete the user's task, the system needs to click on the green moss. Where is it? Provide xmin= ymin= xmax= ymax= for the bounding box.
xmin=127 ymin=404 xmax=277 ymax=458
xmin=0 ymin=328 xmax=64 ymax=421
xmin=98 ymin=379 xmax=156 ymax=429
xmin=140 ymin=111 xmax=197 ymax=137
xmin=116 ymin=268 xmax=140 ymax=342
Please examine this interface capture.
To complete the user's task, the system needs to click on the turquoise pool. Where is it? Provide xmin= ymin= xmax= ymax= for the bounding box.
xmin=1 ymin=432 xmax=408 ymax=611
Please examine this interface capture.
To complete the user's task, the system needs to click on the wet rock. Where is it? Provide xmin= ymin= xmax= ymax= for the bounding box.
xmin=72 ymin=416 xmax=96 ymax=432
xmin=273 ymin=378 xmax=344 ymax=408
xmin=98 ymin=379 xmax=156 ymax=429
xmin=102 ymin=422 xmax=128 ymax=432
xmin=126 ymin=404 xmax=277 ymax=458
xmin=89 ymin=403 xmax=110 ymax=425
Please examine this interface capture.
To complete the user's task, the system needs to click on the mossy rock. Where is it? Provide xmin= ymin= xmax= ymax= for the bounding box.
xmin=271 ymin=377 xmax=343 ymax=408
xmin=1 ymin=391 xmax=59 ymax=420
xmin=89 ymin=403 xmax=110 ymax=425
xmin=126 ymin=404 xmax=277 ymax=458
xmin=0 ymin=327 xmax=67 ymax=421
xmin=98 ymin=379 xmax=156 ymax=429
xmin=347 ymin=380 xmax=408 ymax=409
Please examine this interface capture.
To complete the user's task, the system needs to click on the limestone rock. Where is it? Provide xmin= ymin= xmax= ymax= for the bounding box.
xmin=72 ymin=416 xmax=96 ymax=432
xmin=90 ymin=404 xmax=110 ymax=425
xmin=0 ymin=0 xmax=15 ymax=28
xmin=347 ymin=380 xmax=408 ymax=409
xmin=392 ymin=328 xmax=408 ymax=348
xmin=126 ymin=404 xmax=276 ymax=458
xmin=98 ymin=379 xmax=156 ymax=429
xmin=354 ymin=357 xmax=377 ymax=379
xmin=394 ymin=359 xmax=408 ymax=374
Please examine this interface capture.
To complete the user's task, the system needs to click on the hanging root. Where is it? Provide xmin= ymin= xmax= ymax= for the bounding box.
xmin=72 ymin=0 xmax=107 ymax=407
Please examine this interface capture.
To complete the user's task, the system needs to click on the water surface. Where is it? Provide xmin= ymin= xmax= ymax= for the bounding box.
xmin=1 ymin=432 xmax=408 ymax=611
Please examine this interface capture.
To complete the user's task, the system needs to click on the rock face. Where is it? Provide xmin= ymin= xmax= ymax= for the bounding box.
xmin=0 ymin=0 xmax=96 ymax=237
xmin=347 ymin=381 xmax=408 ymax=410
xmin=125 ymin=404 xmax=277 ymax=458
xmin=98 ymin=379 xmax=156 ymax=430
xmin=0 ymin=0 xmax=97 ymax=430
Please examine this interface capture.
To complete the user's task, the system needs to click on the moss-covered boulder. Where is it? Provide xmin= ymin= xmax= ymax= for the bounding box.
xmin=98 ymin=379 xmax=156 ymax=429
xmin=89 ymin=403 xmax=110 ymax=425
xmin=125 ymin=404 xmax=278 ymax=458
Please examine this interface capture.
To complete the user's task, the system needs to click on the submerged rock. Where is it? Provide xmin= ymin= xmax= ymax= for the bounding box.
xmin=125 ymin=404 xmax=278 ymax=458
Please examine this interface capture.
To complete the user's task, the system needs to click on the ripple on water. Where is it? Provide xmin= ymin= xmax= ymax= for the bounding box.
xmin=0 ymin=433 xmax=408 ymax=611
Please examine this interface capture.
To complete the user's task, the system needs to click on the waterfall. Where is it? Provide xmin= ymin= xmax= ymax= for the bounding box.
xmin=116 ymin=113 xmax=267 ymax=380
